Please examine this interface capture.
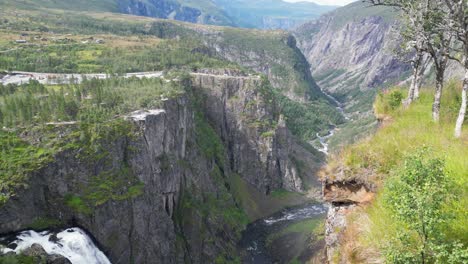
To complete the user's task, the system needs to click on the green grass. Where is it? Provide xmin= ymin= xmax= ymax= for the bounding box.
xmin=342 ymin=83 xmax=467 ymax=180
xmin=0 ymin=0 xmax=118 ymax=12
xmin=333 ymin=81 xmax=468 ymax=259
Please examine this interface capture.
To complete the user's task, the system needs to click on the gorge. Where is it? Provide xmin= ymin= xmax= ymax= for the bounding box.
xmin=0 ymin=0 xmax=466 ymax=264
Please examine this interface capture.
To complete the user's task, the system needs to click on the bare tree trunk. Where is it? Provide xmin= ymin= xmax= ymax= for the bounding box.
xmin=414 ymin=55 xmax=430 ymax=99
xmin=455 ymin=68 xmax=468 ymax=137
xmin=406 ymin=67 xmax=418 ymax=106
xmin=433 ymin=66 xmax=445 ymax=122
xmin=405 ymin=52 xmax=424 ymax=107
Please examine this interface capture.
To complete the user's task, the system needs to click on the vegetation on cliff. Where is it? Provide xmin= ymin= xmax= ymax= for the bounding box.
xmin=326 ymin=82 xmax=467 ymax=263
xmin=0 ymin=77 xmax=184 ymax=205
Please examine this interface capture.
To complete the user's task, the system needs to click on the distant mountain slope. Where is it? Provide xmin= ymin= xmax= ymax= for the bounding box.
xmin=0 ymin=0 xmax=337 ymax=29
xmin=294 ymin=1 xmax=409 ymax=147
xmin=214 ymin=0 xmax=337 ymax=29
xmin=295 ymin=1 xmax=405 ymax=107
xmin=118 ymin=0 xmax=235 ymax=26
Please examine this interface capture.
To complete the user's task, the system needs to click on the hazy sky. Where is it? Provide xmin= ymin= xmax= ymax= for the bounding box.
xmin=284 ymin=0 xmax=357 ymax=6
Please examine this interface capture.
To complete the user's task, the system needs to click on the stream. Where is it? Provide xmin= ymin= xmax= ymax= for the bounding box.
xmin=238 ymin=203 xmax=327 ymax=264
xmin=238 ymin=87 xmax=347 ymax=263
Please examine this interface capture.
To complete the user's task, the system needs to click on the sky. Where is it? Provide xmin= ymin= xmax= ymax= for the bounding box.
xmin=284 ymin=0 xmax=357 ymax=6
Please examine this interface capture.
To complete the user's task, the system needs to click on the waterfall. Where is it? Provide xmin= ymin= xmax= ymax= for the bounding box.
xmin=1 ymin=228 xmax=111 ymax=264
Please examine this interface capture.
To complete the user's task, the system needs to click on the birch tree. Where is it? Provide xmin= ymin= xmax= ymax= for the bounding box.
xmin=443 ymin=0 xmax=468 ymax=138
xmin=368 ymin=0 xmax=454 ymax=121
xmin=423 ymin=0 xmax=453 ymax=122
xmin=367 ymin=0 xmax=430 ymax=105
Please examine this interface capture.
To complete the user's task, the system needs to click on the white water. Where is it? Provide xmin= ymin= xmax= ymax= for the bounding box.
xmin=263 ymin=204 xmax=327 ymax=225
xmin=316 ymin=130 xmax=335 ymax=155
xmin=314 ymin=82 xmax=349 ymax=155
xmin=1 ymin=228 xmax=111 ymax=264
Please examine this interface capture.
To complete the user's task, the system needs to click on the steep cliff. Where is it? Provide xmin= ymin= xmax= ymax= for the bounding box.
xmin=295 ymin=2 xmax=408 ymax=116
xmin=116 ymin=0 xmax=234 ymax=26
xmin=0 ymin=71 xmax=319 ymax=263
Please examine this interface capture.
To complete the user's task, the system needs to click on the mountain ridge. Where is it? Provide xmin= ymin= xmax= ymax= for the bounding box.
xmin=0 ymin=0 xmax=337 ymax=29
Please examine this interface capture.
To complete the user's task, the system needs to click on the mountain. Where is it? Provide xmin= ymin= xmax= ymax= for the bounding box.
xmin=0 ymin=0 xmax=337 ymax=29
xmin=295 ymin=1 xmax=405 ymax=111
xmin=294 ymin=1 xmax=410 ymax=147
xmin=0 ymin=3 xmax=342 ymax=263
xmin=214 ymin=0 xmax=337 ymax=29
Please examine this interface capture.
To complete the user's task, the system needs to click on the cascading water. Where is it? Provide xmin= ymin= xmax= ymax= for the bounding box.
xmin=315 ymin=84 xmax=348 ymax=155
xmin=0 ymin=227 xmax=111 ymax=264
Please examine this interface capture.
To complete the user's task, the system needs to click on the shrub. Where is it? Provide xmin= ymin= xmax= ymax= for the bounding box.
xmin=381 ymin=148 xmax=467 ymax=263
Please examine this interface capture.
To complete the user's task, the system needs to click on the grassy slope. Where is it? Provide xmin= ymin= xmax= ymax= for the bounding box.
xmin=0 ymin=0 xmax=118 ymax=11
xmin=326 ymin=82 xmax=467 ymax=261
xmin=0 ymin=4 xmax=344 ymax=140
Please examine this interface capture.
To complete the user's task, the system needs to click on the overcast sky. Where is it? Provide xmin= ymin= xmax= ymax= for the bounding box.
xmin=284 ymin=0 xmax=357 ymax=6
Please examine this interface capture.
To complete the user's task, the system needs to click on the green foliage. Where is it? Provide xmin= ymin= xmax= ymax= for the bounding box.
xmin=275 ymin=91 xmax=344 ymax=141
xmin=0 ymin=78 xmax=183 ymax=128
xmin=194 ymin=111 xmax=225 ymax=168
xmin=381 ymin=149 xmax=467 ymax=263
xmin=28 ymin=217 xmax=63 ymax=230
xmin=64 ymin=194 xmax=92 ymax=215
xmin=0 ymin=131 xmax=55 ymax=205
xmin=0 ymin=77 xmax=174 ymax=205
xmin=84 ymin=166 xmax=144 ymax=206
xmin=338 ymin=85 xmax=467 ymax=262
xmin=374 ymin=88 xmax=404 ymax=116
xmin=0 ymin=254 xmax=37 ymax=264
xmin=0 ymin=39 xmax=236 ymax=74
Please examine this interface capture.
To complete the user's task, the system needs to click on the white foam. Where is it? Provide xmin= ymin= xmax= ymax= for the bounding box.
xmin=128 ymin=109 xmax=166 ymax=121
xmin=316 ymin=130 xmax=335 ymax=155
xmin=263 ymin=205 xmax=326 ymax=225
xmin=1 ymin=228 xmax=111 ymax=264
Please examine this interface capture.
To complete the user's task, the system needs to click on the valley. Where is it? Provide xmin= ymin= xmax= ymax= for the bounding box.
xmin=0 ymin=1 xmax=466 ymax=264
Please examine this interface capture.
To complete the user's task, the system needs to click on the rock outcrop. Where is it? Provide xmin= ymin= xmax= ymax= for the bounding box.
xmin=191 ymin=69 xmax=306 ymax=193
xmin=322 ymin=171 xmax=376 ymax=263
xmin=295 ymin=2 xmax=408 ymax=111
xmin=0 ymin=71 xmax=318 ymax=263
xmin=117 ymin=0 xmax=233 ymax=26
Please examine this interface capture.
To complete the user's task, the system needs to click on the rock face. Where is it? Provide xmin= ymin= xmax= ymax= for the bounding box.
xmin=295 ymin=2 xmax=409 ymax=111
xmin=324 ymin=203 xmax=356 ymax=263
xmin=322 ymin=174 xmax=376 ymax=263
xmin=191 ymin=69 xmax=306 ymax=193
xmin=117 ymin=0 xmax=233 ymax=26
xmin=202 ymin=33 xmax=323 ymax=102
xmin=0 ymin=72 xmax=316 ymax=263
xmin=115 ymin=0 xmax=335 ymax=29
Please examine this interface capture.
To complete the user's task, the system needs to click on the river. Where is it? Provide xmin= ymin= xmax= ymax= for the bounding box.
xmin=238 ymin=87 xmax=346 ymax=263
xmin=238 ymin=203 xmax=327 ymax=263
xmin=0 ymin=71 xmax=345 ymax=264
